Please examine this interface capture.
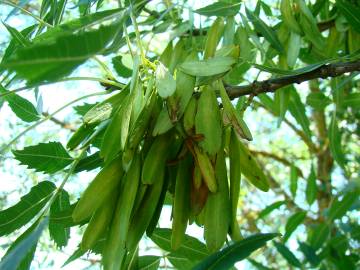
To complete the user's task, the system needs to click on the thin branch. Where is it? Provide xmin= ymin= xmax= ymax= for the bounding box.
xmin=250 ymin=149 xmax=304 ymax=178
xmin=42 ymin=112 xmax=76 ymax=132
xmin=225 ymin=60 xmax=360 ymax=98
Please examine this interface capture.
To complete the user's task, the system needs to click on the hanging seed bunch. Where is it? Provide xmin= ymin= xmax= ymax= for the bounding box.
xmin=69 ymin=18 xmax=270 ymax=270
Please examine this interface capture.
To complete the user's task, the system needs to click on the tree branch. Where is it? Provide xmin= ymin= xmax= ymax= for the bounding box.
xmin=42 ymin=112 xmax=76 ymax=132
xmin=225 ymin=60 xmax=360 ymax=98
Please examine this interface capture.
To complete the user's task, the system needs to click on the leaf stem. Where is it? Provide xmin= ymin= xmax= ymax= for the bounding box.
xmin=0 ymin=91 xmax=108 ymax=153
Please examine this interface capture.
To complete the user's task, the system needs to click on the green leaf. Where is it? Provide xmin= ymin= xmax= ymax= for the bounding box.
xmin=0 ymin=84 xmax=40 ymax=122
xmin=12 ymin=142 xmax=73 ymax=174
xmin=3 ymin=22 xmax=31 ymax=47
xmin=150 ymin=228 xmax=209 ymax=261
xmin=1 ymin=22 xmax=122 ymax=84
xmin=343 ymin=93 xmax=360 ymax=109
xmin=283 ymin=211 xmax=307 ymax=242
xmin=73 ymin=102 xmax=97 ymax=116
xmin=275 ymin=86 xmax=290 ymax=126
xmin=35 ymin=8 xmax=125 ymax=43
xmin=112 ymin=55 xmax=132 ymax=78
xmin=0 ymin=218 xmax=48 ymax=270
xmin=193 ymin=233 xmax=279 ymax=270
xmin=248 ymin=259 xmax=273 ymax=270
xmin=274 ymin=242 xmax=302 ymax=268
xmin=155 ymin=62 xmax=176 ymax=98
xmin=258 ymin=201 xmax=286 ymax=219
xmin=49 ymin=189 xmax=71 ymax=248
xmin=310 ymin=223 xmax=330 ymax=250
xmin=0 ymin=181 xmax=56 ymax=236
xmin=328 ymin=192 xmax=358 ymax=221
xmin=194 ymin=2 xmax=241 ymax=17
xmin=306 ymin=92 xmax=331 ymax=110
xmin=179 ymin=56 xmax=236 ymax=77
xmin=167 ymin=251 xmax=198 ymax=270
xmin=329 ymin=113 xmax=346 ymax=170
xmin=245 ymin=8 xmax=284 ymax=53
xmin=138 ymin=256 xmax=161 ymax=270
xmin=298 ymin=242 xmax=320 ymax=267
xmin=290 ymin=164 xmax=298 ymax=198
xmin=288 ymin=88 xmax=312 ymax=139
xmin=337 ymin=0 xmax=360 ymax=33
xmin=73 ymin=152 xmax=104 ymax=173
xmin=305 ymin=165 xmax=317 ymax=206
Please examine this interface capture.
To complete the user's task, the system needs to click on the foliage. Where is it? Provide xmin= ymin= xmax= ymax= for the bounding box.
xmin=0 ymin=0 xmax=359 ymax=269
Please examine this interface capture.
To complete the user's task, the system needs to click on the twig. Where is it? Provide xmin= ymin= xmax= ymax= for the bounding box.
xmin=225 ymin=60 xmax=360 ymax=98
xmin=42 ymin=112 xmax=76 ymax=132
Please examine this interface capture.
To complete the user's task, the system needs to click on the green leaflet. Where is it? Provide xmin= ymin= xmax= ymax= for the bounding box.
xmin=310 ymin=223 xmax=330 ymax=250
xmin=290 ymin=164 xmax=298 ymax=198
xmin=49 ymin=189 xmax=71 ymax=248
xmin=343 ymin=93 xmax=360 ymax=109
xmin=258 ymin=201 xmax=286 ymax=219
xmin=195 ymin=2 xmax=241 ymax=17
xmin=337 ymin=0 xmax=360 ymax=33
xmin=305 ymin=165 xmax=317 ymax=206
xmin=245 ymin=8 xmax=284 ymax=54
xmin=195 ymin=87 xmax=222 ymax=156
xmin=283 ymin=211 xmax=307 ymax=242
xmin=1 ymin=22 xmax=122 ymax=84
xmin=306 ymin=92 xmax=331 ymax=110
xmin=274 ymin=242 xmax=302 ymax=268
xmin=150 ymin=228 xmax=209 ymax=261
xmin=179 ymin=56 xmax=236 ymax=77
xmin=329 ymin=112 xmax=346 ymax=170
xmin=194 ymin=233 xmax=279 ymax=270
xmin=0 ymin=84 xmax=40 ymax=123
xmin=0 ymin=181 xmax=55 ymax=237
xmin=289 ymin=88 xmax=312 ymax=139
xmin=328 ymin=192 xmax=358 ymax=221
xmin=12 ymin=142 xmax=73 ymax=174
xmin=0 ymin=218 xmax=48 ymax=270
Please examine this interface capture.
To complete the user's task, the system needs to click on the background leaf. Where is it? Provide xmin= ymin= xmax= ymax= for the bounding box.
xmin=305 ymin=165 xmax=317 ymax=205
xmin=0 ymin=181 xmax=55 ymax=236
xmin=0 ymin=218 xmax=48 ymax=270
xmin=193 ymin=233 xmax=278 ymax=270
xmin=195 ymin=2 xmax=241 ymax=17
xmin=0 ymin=84 xmax=40 ymax=122
xmin=49 ymin=189 xmax=71 ymax=248
xmin=12 ymin=142 xmax=73 ymax=174
xmin=274 ymin=242 xmax=302 ymax=268
xmin=283 ymin=211 xmax=306 ymax=242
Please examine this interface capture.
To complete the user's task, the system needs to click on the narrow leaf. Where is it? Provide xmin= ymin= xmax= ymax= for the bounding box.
xmin=283 ymin=211 xmax=306 ymax=242
xmin=195 ymin=2 xmax=241 ymax=17
xmin=328 ymin=192 xmax=358 ymax=221
xmin=49 ymin=189 xmax=71 ymax=248
xmin=258 ymin=201 xmax=286 ymax=219
xmin=289 ymin=88 xmax=312 ymax=139
xmin=0 ymin=218 xmax=48 ymax=270
xmin=245 ymin=8 xmax=284 ymax=53
xmin=0 ymin=181 xmax=56 ymax=236
xmin=12 ymin=142 xmax=73 ymax=174
xmin=329 ymin=113 xmax=346 ymax=170
xmin=305 ymin=166 xmax=317 ymax=206
xmin=290 ymin=164 xmax=298 ymax=198
xmin=337 ymin=0 xmax=360 ymax=33
xmin=274 ymin=242 xmax=302 ymax=268
xmin=0 ymin=84 xmax=40 ymax=122
xmin=193 ymin=233 xmax=279 ymax=270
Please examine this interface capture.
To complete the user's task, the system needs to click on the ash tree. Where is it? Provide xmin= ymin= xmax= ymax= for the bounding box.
xmin=0 ymin=0 xmax=359 ymax=269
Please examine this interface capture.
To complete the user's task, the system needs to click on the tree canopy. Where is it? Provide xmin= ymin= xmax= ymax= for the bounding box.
xmin=0 ymin=0 xmax=359 ymax=269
